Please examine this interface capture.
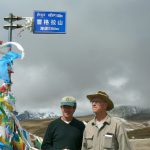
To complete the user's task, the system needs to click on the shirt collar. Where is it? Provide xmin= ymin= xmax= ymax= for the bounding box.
xmin=104 ymin=115 xmax=111 ymax=125
xmin=91 ymin=114 xmax=111 ymax=126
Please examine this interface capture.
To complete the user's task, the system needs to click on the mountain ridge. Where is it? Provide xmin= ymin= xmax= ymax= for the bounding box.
xmin=16 ymin=105 xmax=150 ymax=121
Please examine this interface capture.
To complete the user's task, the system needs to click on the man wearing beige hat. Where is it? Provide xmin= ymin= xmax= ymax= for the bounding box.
xmin=41 ymin=96 xmax=85 ymax=150
xmin=81 ymin=91 xmax=132 ymax=150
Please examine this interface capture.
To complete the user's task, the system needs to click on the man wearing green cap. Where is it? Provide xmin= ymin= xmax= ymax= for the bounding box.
xmin=81 ymin=91 xmax=132 ymax=150
xmin=41 ymin=96 xmax=85 ymax=150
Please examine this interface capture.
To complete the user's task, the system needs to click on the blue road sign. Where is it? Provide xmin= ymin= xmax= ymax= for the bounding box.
xmin=33 ymin=11 xmax=66 ymax=34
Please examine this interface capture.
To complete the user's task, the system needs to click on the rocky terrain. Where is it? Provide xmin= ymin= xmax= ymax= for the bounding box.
xmin=20 ymin=117 xmax=150 ymax=150
xmin=19 ymin=106 xmax=150 ymax=150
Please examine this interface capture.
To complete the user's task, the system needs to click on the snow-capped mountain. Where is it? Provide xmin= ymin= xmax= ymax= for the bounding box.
xmin=110 ymin=105 xmax=150 ymax=120
xmin=16 ymin=111 xmax=58 ymax=120
xmin=110 ymin=105 xmax=141 ymax=118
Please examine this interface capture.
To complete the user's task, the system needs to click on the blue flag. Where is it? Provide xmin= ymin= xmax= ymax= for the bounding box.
xmin=0 ymin=51 xmax=22 ymax=83
xmin=2 ymin=51 xmax=22 ymax=61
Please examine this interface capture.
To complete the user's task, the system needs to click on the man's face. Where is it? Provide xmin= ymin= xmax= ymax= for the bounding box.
xmin=61 ymin=105 xmax=76 ymax=118
xmin=91 ymin=98 xmax=108 ymax=113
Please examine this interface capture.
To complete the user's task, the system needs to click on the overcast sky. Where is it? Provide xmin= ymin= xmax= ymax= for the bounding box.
xmin=0 ymin=0 xmax=150 ymax=115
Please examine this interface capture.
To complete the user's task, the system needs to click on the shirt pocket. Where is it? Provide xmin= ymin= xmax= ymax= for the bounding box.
xmin=85 ymin=134 xmax=94 ymax=149
xmin=103 ymin=133 xmax=115 ymax=149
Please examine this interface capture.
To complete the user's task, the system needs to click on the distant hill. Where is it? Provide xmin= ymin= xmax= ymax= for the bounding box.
xmin=110 ymin=105 xmax=150 ymax=121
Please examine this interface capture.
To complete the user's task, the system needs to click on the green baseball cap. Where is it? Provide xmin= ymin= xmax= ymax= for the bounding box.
xmin=61 ymin=96 xmax=77 ymax=107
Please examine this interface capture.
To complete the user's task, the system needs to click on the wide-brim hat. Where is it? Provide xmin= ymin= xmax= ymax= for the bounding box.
xmin=87 ymin=91 xmax=114 ymax=111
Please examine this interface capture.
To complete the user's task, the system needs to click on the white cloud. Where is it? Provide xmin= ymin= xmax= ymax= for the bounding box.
xmin=108 ymin=77 xmax=128 ymax=88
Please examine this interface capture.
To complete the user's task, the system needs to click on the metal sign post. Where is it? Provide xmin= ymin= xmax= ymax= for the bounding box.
xmin=3 ymin=13 xmax=24 ymax=87
xmin=4 ymin=13 xmax=23 ymax=50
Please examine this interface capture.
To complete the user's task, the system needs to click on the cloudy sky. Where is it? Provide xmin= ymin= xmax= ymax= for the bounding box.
xmin=0 ymin=0 xmax=150 ymax=115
